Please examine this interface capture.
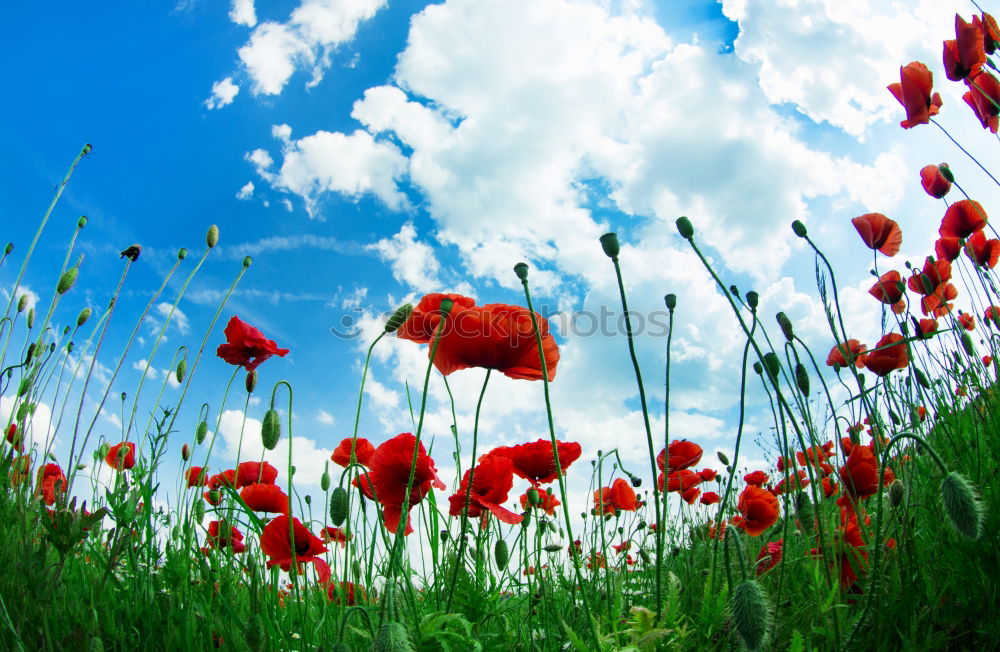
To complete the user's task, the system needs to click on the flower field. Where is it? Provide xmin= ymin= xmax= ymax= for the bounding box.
xmin=3 ymin=8 xmax=1000 ymax=652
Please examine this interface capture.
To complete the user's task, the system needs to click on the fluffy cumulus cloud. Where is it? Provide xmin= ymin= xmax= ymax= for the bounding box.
xmin=226 ymin=0 xmax=388 ymax=97
xmin=370 ymin=223 xmax=441 ymax=291
xmin=236 ymin=181 xmax=255 ymax=200
xmin=205 ymin=77 xmax=240 ymax=109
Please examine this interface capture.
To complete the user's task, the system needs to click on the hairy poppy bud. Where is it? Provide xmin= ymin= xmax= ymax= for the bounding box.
xmin=245 ymin=370 xmax=257 ymax=393
xmin=731 ymin=579 xmax=770 ymax=652
xmin=261 ymin=409 xmax=280 ymax=450
xmin=320 ymin=469 xmax=330 ymax=492
xmin=495 ymin=539 xmax=510 ymax=569
xmin=791 ymin=220 xmax=808 ymax=238
xmin=243 ymin=256 xmax=252 ymax=268
xmin=599 ymin=232 xmax=621 ymax=258
xmin=4 ymin=243 xmax=12 ymax=255
xmin=513 ymin=262 xmax=529 ymax=280
xmin=25 ymin=343 xmax=35 ymax=365
xmin=206 ymin=225 xmax=219 ymax=249
xmin=752 ymin=362 xmax=763 ymax=375
xmin=439 ymin=298 xmax=454 ymax=315
xmin=120 ymin=245 xmax=141 ymax=262
xmin=961 ymin=333 xmax=975 ymax=356
xmin=941 ymin=472 xmax=982 ymax=539
xmin=196 ymin=420 xmax=208 ymax=445
xmin=77 ymin=216 xmax=88 ymax=229
xmin=526 ymin=487 xmax=541 ymax=506
xmin=675 ymin=216 xmax=694 ymax=240
xmin=384 ymin=304 xmax=413 ymax=333
xmin=546 ymin=519 xmax=558 ymax=534
xmin=664 ymin=294 xmax=677 ymax=311
xmin=330 ymin=487 xmax=349 ymax=526
xmin=67 ymin=341 xmax=74 ymax=353
xmin=762 ymin=353 xmax=781 ymax=381
xmin=543 ymin=543 xmax=562 ymax=553
xmin=27 ymin=308 xmax=35 ymax=329
xmin=181 ymin=444 xmax=190 ymax=462
xmin=77 ymin=308 xmax=91 ymax=327
xmin=914 ymin=367 xmax=931 ymax=389
xmin=17 ymin=294 xmax=28 ymax=313
xmin=177 ymin=248 xmax=188 ymax=260
xmin=794 ymin=363 xmax=809 ymax=396
xmin=776 ymin=312 xmax=794 ymax=342
xmin=57 ymin=268 xmax=78 ymax=295
xmin=373 ymin=622 xmax=412 ymax=652
xmin=745 ymin=291 xmax=759 ymax=310
xmin=889 ymin=478 xmax=904 ymax=507
xmin=175 ymin=359 xmax=186 ymax=384
xmin=82 ymin=143 xmax=93 ymax=155
xmin=717 ymin=451 xmax=730 ymax=466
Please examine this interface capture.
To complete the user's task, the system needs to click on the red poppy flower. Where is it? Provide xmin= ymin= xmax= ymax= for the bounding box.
xmin=352 ymin=472 xmax=376 ymax=500
xmin=240 ymin=483 xmax=289 ymax=514
xmin=958 ymin=313 xmax=976 ymax=330
xmin=963 ymin=71 xmax=1000 ymax=133
xmin=851 ymin=213 xmax=902 ymax=256
xmin=744 ymin=470 xmax=769 ymax=486
xmin=700 ymin=491 xmax=721 ymax=505
xmin=868 ymin=271 xmax=905 ymax=313
xmin=964 ymin=231 xmax=1000 ymax=268
xmin=943 ymin=14 xmax=987 ymax=81
xmin=206 ymin=520 xmax=246 ymax=553
xmin=448 ymin=455 xmax=523 ymax=524
xmin=8 ymin=455 xmax=31 ymax=486
xmin=320 ymin=527 xmax=351 ymax=548
xmin=826 ymin=340 xmax=867 ymax=369
xmin=38 ymin=463 xmax=66 ymax=506
xmin=796 ymin=443 xmax=832 ymax=467
xmin=681 ymin=486 xmax=701 ymax=505
xmin=940 ymin=199 xmax=988 ymax=239
xmin=921 ymin=283 xmax=959 ymax=317
xmin=105 ymin=442 xmax=137 ymax=471
xmin=327 ymin=582 xmax=366 ymax=605
xmin=755 ymin=539 xmax=783 ymax=576
xmin=864 ymin=333 xmax=908 ymax=377
xmin=920 ymin=164 xmax=952 ymax=198
xmin=935 ymin=236 xmax=962 ymax=262
xmin=519 ymin=489 xmax=560 ymax=515
xmin=594 ymin=477 xmax=639 ymax=514
xmin=208 ymin=469 xmax=237 ymax=489
xmin=216 ymin=316 xmax=289 ymax=371
xmin=236 ymin=461 xmax=278 ymax=488
xmin=985 ymin=306 xmax=1000 ymax=327
xmin=395 ymin=293 xmax=477 ymax=342
xmin=365 ymin=433 xmax=446 ymax=536
xmin=259 ymin=515 xmax=327 ymax=570
xmin=979 ymin=12 xmax=1000 ymax=54
xmin=662 ymin=469 xmax=702 ymax=493
xmin=915 ymin=406 xmax=927 ymax=422
xmin=732 ymin=485 xmax=779 ymax=537
xmin=916 ymin=318 xmax=938 ymax=339
xmin=331 ymin=437 xmax=376 ymax=468
xmin=838 ymin=445 xmax=893 ymax=505
xmin=5 ymin=423 xmax=21 ymax=451
xmin=656 ymin=440 xmax=703 ymax=474
xmin=822 ymin=477 xmax=839 ymax=498
xmin=698 ymin=468 xmax=718 ymax=482
xmin=908 ymin=257 xmax=952 ymax=295
xmin=984 ymin=355 xmax=993 ymax=366
xmin=485 ymin=439 xmax=581 ymax=485
xmin=186 ymin=466 xmax=209 ymax=488
xmin=831 ymin=521 xmax=868 ymax=589
xmin=774 ymin=470 xmax=810 ymax=495
xmin=887 ymin=61 xmax=943 ymax=129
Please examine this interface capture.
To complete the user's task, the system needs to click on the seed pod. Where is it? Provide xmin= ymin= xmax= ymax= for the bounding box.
xmin=794 ymin=363 xmax=809 ymax=395
xmin=940 ymin=472 xmax=982 ymax=539
xmin=513 ymin=262 xmax=529 ymax=281
xmin=731 ymin=579 xmax=770 ymax=652
xmin=373 ymin=622 xmax=414 ymax=652
xmin=521 ymin=511 xmax=531 ymax=527
xmin=762 ymin=353 xmax=781 ymax=381
xmin=889 ymin=479 xmax=904 ymax=507
xmin=77 ymin=308 xmax=92 ymax=327
xmin=961 ymin=333 xmax=975 ymax=356
xmin=494 ymin=539 xmax=509 ymax=569
xmin=57 ymin=268 xmax=78 ymax=295
xmin=745 ymin=291 xmax=759 ymax=310
xmin=304 ymin=494 xmax=311 ymax=506
xmin=261 ymin=409 xmax=280 ymax=450
xmin=717 ymin=451 xmax=730 ymax=466
xmin=664 ymin=294 xmax=677 ymax=311
xmin=206 ymin=225 xmax=219 ymax=249
xmin=320 ymin=471 xmax=331 ymax=492
xmin=330 ymin=487 xmax=349 ymax=526
xmin=196 ymin=420 xmax=208 ymax=445
xmin=384 ymin=304 xmax=414 ymax=333
xmin=176 ymin=359 xmax=186 ymax=384
xmin=526 ymin=487 xmax=541 ymax=506
xmin=599 ymin=232 xmax=621 ymax=258
xmin=675 ymin=216 xmax=695 ymax=240
xmin=776 ymin=312 xmax=794 ymax=342
xmin=791 ymin=220 xmax=808 ymax=238
xmin=17 ymin=294 xmax=28 ymax=313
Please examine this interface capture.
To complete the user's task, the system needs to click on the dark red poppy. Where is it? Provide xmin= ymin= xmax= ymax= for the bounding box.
xmin=922 ymin=283 xmax=959 ymax=317
xmin=331 ymin=437 xmax=375 ymax=468
xmin=327 ymin=581 xmax=366 ymax=605
xmin=934 ymin=237 xmax=961 ymax=262
xmin=838 ymin=445 xmax=893 ymax=505
xmin=984 ymin=355 xmax=993 ymax=366
xmin=744 ymin=470 xmax=769 ymax=486
xmin=943 ymin=14 xmax=986 ymax=81
xmin=830 ymin=521 xmax=868 ymax=589
xmin=448 ymin=455 xmax=523 ymax=524
xmin=680 ymin=486 xmax=701 ymax=505
xmin=208 ymin=469 xmax=237 ymax=489
xmin=698 ymin=468 xmax=718 ymax=482
xmin=700 ymin=491 xmax=721 ymax=505
xmin=656 ymin=440 xmax=703 ymax=473
xmin=985 ymin=306 xmax=1000 ymax=327
xmin=216 ymin=316 xmax=289 ymax=371
xmin=920 ymin=164 xmax=952 ymax=199
xmin=732 ymin=485 xmax=779 ymax=537
xmin=755 ymin=539 xmax=783 ymax=576
xmin=887 ymin=62 xmax=943 ymax=128
xmin=662 ymin=469 xmax=702 ymax=493
xmin=916 ymin=318 xmax=938 ymax=339
xmin=826 ymin=340 xmax=867 ymax=369
xmin=964 ymin=231 xmax=1000 ymax=268
xmin=822 ymin=477 xmax=839 ymax=498
xmin=38 ymin=463 xmax=66 ymax=506
xmin=979 ymin=13 xmax=1000 ymax=54
xmin=186 ymin=466 xmax=209 ymax=488
xmin=260 ymin=515 xmax=327 ymax=570
xmin=868 ymin=270 xmax=905 ymax=313
xmin=365 ymin=433 xmax=445 ymax=535
xmin=865 ymin=333 xmax=908 ymax=377
xmin=236 ymin=461 xmax=278 ymax=488
xmin=320 ymin=527 xmax=351 ymax=548
xmin=485 ymin=439 xmax=581 ymax=485
xmin=940 ymin=199 xmax=988 ymax=238
xmin=774 ymin=470 xmax=810 ymax=495
xmin=240 ymin=483 xmax=289 ymax=514
xmin=105 ymin=442 xmax=136 ymax=471
xmin=519 ymin=489 xmax=560 ymax=515
xmin=5 ymin=423 xmax=21 ymax=451
xmin=958 ymin=313 xmax=976 ymax=330
xmin=967 ymin=69 xmax=1000 ymax=132
xmin=851 ymin=213 xmax=902 ymax=256
xmin=206 ymin=520 xmax=246 ymax=553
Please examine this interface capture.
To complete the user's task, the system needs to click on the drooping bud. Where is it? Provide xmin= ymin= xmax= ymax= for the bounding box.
xmin=181 ymin=444 xmax=190 ymax=462
xmin=206 ymin=225 xmax=219 ymax=249
xmin=889 ymin=479 xmax=904 ymax=507
xmin=384 ymin=304 xmax=413 ymax=333
xmin=776 ymin=312 xmax=794 ymax=342
xmin=245 ymin=370 xmax=257 ymax=393
xmin=940 ymin=472 xmax=982 ymax=539
xmin=17 ymin=294 xmax=28 ymax=313
xmin=196 ymin=420 xmax=208 ymax=445
xmin=175 ymin=359 xmax=186 ymax=384
xmin=599 ymin=232 xmax=621 ymax=258
xmin=791 ymin=220 xmax=808 ymax=238
xmin=330 ymin=487 xmax=349 ymax=526
xmin=57 ymin=267 xmax=78 ymax=295
xmin=513 ymin=262 xmax=529 ymax=280
xmin=494 ymin=539 xmax=510 ymax=569
xmin=664 ymin=294 xmax=677 ymax=311
xmin=77 ymin=308 xmax=91 ymax=327
xmin=745 ymin=291 xmax=759 ymax=310
xmin=119 ymin=245 xmax=141 ymax=262
xmin=675 ymin=216 xmax=694 ymax=240
xmin=261 ymin=409 xmax=280 ymax=450
xmin=731 ymin=579 xmax=770 ymax=651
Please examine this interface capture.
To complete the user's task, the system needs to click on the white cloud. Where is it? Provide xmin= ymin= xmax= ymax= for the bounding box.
xmin=205 ymin=77 xmax=240 ymax=110
xmin=369 ymin=223 xmax=440 ymax=291
xmin=230 ymin=0 xmax=257 ymax=27
xmin=2 ymin=285 xmax=39 ymax=313
xmin=316 ymin=409 xmax=335 ymax=425
xmin=0 ymin=396 xmax=55 ymax=451
xmin=156 ymin=302 xmax=190 ymax=335
xmin=132 ymin=359 xmax=158 ymax=379
xmin=236 ymin=181 xmax=255 ymax=200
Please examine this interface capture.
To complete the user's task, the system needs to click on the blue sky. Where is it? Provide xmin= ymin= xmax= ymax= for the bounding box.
xmin=3 ymin=0 xmax=999 ymax=520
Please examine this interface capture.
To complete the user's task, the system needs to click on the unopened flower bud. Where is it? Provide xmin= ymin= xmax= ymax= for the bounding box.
xmin=495 ymin=539 xmax=510 ymax=569
xmin=794 ymin=363 xmax=809 ymax=395
xmin=196 ymin=420 xmax=208 ymax=445
xmin=77 ymin=308 xmax=91 ymax=327
xmin=4 ymin=243 xmax=12 ymax=256
xmin=717 ymin=451 xmax=730 ymax=466
xmin=206 ymin=225 xmax=219 ymax=249
xmin=941 ymin=472 xmax=982 ymax=539
xmin=889 ymin=478 xmax=904 ymax=507
xmin=176 ymin=359 xmax=186 ymax=384
xmin=776 ymin=312 xmax=794 ymax=342
xmin=762 ymin=353 xmax=781 ymax=381
xmin=791 ymin=220 xmax=808 ymax=238
xmin=27 ymin=308 xmax=35 ymax=329
xmin=320 ymin=471 xmax=330 ymax=492
xmin=245 ymin=370 xmax=257 ymax=393
xmin=599 ymin=233 xmax=621 ymax=258
xmin=78 ymin=216 xmax=88 ymax=229
xmin=120 ymin=245 xmax=141 ymax=262
xmin=82 ymin=144 xmax=93 ymax=155
xmin=177 ymin=248 xmax=188 ymax=260
xmin=384 ymin=304 xmax=413 ymax=333
xmin=243 ymin=256 xmax=252 ymax=268
xmin=731 ymin=579 xmax=770 ymax=651
xmin=513 ymin=262 xmax=529 ymax=280
xmin=664 ymin=294 xmax=677 ymax=311
xmin=17 ymin=294 xmax=27 ymax=313
xmin=57 ymin=268 xmax=78 ymax=295
xmin=261 ymin=409 xmax=280 ymax=450
xmin=675 ymin=217 xmax=694 ymax=240
xmin=181 ymin=444 xmax=190 ymax=462
xmin=304 ymin=495 xmax=311 ymax=506
xmin=329 ymin=487 xmax=349 ymax=526
xmin=961 ymin=333 xmax=975 ymax=356
xmin=752 ymin=362 xmax=763 ymax=375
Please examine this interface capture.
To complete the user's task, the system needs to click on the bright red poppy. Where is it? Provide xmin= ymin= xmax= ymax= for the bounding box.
xmin=838 ymin=445 xmax=893 ymax=505
xmin=979 ymin=13 xmax=1000 ymax=54
xmin=485 ymin=439 xmax=581 ymax=485
xmin=943 ymin=14 xmax=987 ymax=81
xmin=920 ymin=164 xmax=952 ymax=198
xmin=851 ymin=213 xmax=902 ymax=256
xmin=826 ymin=340 xmax=867 ymax=369
xmin=186 ymin=466 xmax=209 ymax=488
xmin=984 ymin=355 xmax=993 ymax=366
xmin=822 ymin=477 xmax=839 ymax=498
xmin=320 ymin=527 xmax=351 ymax=548
xmin=448 ymin=454 xmax=523 ymax=524
xmin=5 ymin=423 xmax=21 ymax=451
xmin=744 ymin=470 xmax=769 ymax=486
xmin=331 ymin=437 xmax=376 ymax=468
xmin=755 ymin=539 xmax=783 ymax=576
xmin=868 ymin=271 xmax=905 ymax=313
xmin=732 ymin=485 xmax=779 ymax=537
xmin=105 ymin=442 xmax=137 ymax=471
xmin=39 ymin=463 xmax=66 ymax=506
xmin=935 ymin=236 xmax=962 ymax=262
xmin=958 ymin=313 xmax=976 ymax=330
xmin=240 ymin=483 xmax=289 ymax=514
xmin=594 ymin=477 xmax=638 ymax=514
xmin=206 ymin=520 xmax=246 ymax=553
xmin=208 ymin=469 xmax=237 ymax=490
xmin=327 ymin=581 xmax=366 ymax=605
xmin=964 ymin=231 xmax=1000 ymax=268
xmin=656 ymin=440 xmax=703 ymax=474
xmin=236 ymin=461 xmax=278 ymax=488
xmin=887 ymin=61 xmax=942 ymax=128
xmin=774 ymin=470 xmax=810 ymax=495
xmin=519 ymin=489 xmax=560 ymax=515
xmin=940 ymin=199 xmax=988 ymax=239
xmin=985 ymin=306 xmax=1000 ymax=327
xmin=916 ymin=318 xmax=938 ymax=339
xmin=865 ymin=333 xmax=908 ymax=377
xmin=216 ymin=316 xmax=289 ymax=371
xmin=698 ymin=468 xmax=718 ymax=482
xmin=700 ymin=491 xmax=721 ymax=505
xmin=364 ymin=433 xmax=446 ymax=536
xmin=681 ymin=486 xmax=701 ymax=505
xmin=259 ymin=515 xmax=327 ymax=571
xmin=662 ymin=469 xmax=702 ymax=493
xmin=395 ymin=293 xmax=477 ymax=342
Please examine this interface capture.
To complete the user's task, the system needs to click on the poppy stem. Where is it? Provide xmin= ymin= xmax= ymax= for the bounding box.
xmin=352 ymin=332 xmax=386 ymax=437
xmin=661 ymin=295 xmax=674 ymax=583
xmin=931 ymin=119 xmax=1000 ymax=188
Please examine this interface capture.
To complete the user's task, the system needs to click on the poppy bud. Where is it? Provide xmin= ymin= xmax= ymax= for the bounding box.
xmin=330 ymin=487 xmax=349 ymax=526
xmin=543 ymin=543 xmax=563 ymax=553
xmin=791 ymin=220 xmax=808 ymax=238
xmin=245 ymin=614 xmax=265 ymax=652
xmin=888 ymin=409 xmax=900 ymax=426
xmin=794 ymin=363 xmax=809 ymax=396
xmin=522 ymin=511 xmax=531 ymax=527
xmin=599 ymin=232 xmax=621 ymax=258
xmin=940 ymin=472 xmax=982 ymax=539
xmin=629 ymin=473 xmax=641 ymax=488
xmin=889 ymin=478 xmax=905 ymax=507
xmin=290 ymin=465 xmax=295 ymax=476
xmin=98 ymin=442 xmax=110 ymax=460
xmin=245 ymin=370 xmax=257 ymax=393
xmin=57 ymin=268 xmax=78 ymax=296
xmin=384 ymin=304 xmax=413 ymax=333
xmin=76 ymin=215 xmax=88 ymax=229
xmin=261 ymin=409 xmax=280 ymax=450
xmin=752 ymin=362 xmax=763 ymax=375
xmin=675 ymin=217 xmax=694 ymax=240
xmin=120 ymin=245 xmax=141 ymax=262
xmin=206 ymin=489 xmax=221 ymax=504
xmin=762 ymin=353 xmax=781 ymax=381
xmin=178 ymin=248 xmax=188 ymax=260
xmin=320 ymin=471 xmax=331 ymax=492
xmin=24 ymin=343 xmax=35 ymax=365
xmin=546 ymin=519 xmax=558 ymax=534
xmin=513 ymin=262 xmax=529 ymax=280
xmin=196 ymin=420 xmax=208 ymax=445
xmin=440 ymin=529 xmax=449 ymax=542
xmin=17 ymin=294 xmax=28 ymax=313
xmin=206 ymin=225 xmax=219 ymax=249
xmin=961 ymin=333 xmax=975 ymax=357
xmin=729 ymin=285 xmax=739 ymax=297
xmin=795 ymin=492 xmax=814 ymax=533
xmin=27 ymin=308 xmax=35 ymax=329
xmin=664 ymin=294 xmax=677 ymax=311
xmin=4 ymin=243 xmax=12 ymax=255
xmin=776 ymin=312 xmax=794 ymax=342
xmin=914 ymin=368 xmax=931 ymax=389
xmin=373 ymin=622 xmax=411 ymax=652
xmin=495 ymin=539 xmax=509 ymax=569
xmin=77 ymin=308 xmax=91 ymax=327
xmin=17 ymin=377 xmax=30 ymax=397
xmin=304 ymin=495 xmax=311 ymax=505
xmin=717 ymin=451 xmax=730 ymax=466
xmin=82 ymin=143 xmax=93 ymax=155
xmin=176 ymin=359 xmax=186 ymax=384
xmin=745 ymin=291 xmax=759 ymax=310
xmin=181 ymin=444 xmax=190 ymax=461
xmin=731 ymin=579 xmax=770 ymax=652
xmin=527 ymin=488 xmax=541 ymax=506
xmin=90 ymin=636 xmax=104 ymax=652
xmin=242 ymin=256 xmax=252 ymax=269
